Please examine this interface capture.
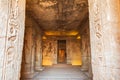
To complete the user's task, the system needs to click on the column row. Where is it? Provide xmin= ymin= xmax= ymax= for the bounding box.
xmin=20 ymin=15 xmax=43 ymax=79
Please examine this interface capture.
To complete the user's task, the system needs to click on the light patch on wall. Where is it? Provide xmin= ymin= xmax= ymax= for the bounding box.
xmin=71 ymin=55 xmax=82 ymax=66
xmin=45 ymin=31 xmax=79 ymax=36
xmin=39 ymin=1 xmax=57 ymax=8
xmin=67 ymin=39 xmax=82 ymax=65
xmin=42 ymin=57 xmax=52 ymax=66
xmin=77 ymin=36 xmax=81 ymax=39
xmin=42 ymin=36 xmax=47 ymax=39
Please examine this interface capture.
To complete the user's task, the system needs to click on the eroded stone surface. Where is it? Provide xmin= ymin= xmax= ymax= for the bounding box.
xmin=66 ymin=39 xmax=82 ymax=65
xmin=26 ymin=0 xmax=88 ymax=31
xmin=1 ymin=0 xmax=120 ymax=80
xmin=0 ymin=0 xmax=25 ymax=80
xmin=80 ymin=25 xmax=91 ymax=71
xmin=88 ymin=0 xmax=120 ymax=80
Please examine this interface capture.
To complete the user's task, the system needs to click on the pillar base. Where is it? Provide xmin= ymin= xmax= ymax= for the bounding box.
xmin=81 ymin=69 xmax=93 ymax=79
xmin=35 ymin=67 xmax=45 ymax=72
xmin=80 ymin=67 xmax=88 ymax=72
xmin=21 ymin=72 xmax=38 ymax=79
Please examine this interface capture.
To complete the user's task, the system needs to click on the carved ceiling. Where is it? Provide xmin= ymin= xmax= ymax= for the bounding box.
xmin=26 ymin=0 xmax=89 ymax=36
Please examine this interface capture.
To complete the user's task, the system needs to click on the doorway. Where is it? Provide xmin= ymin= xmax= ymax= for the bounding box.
xmin=57 ymin=40 xmax=66 ymax=63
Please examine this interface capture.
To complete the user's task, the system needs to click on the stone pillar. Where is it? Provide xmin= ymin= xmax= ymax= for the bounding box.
xmin=0 ymin=0 xmax=25 ymax=80
xmin=88 ymin=61 xmax=93 ymax=79
xmin=81 ymin=35 xmax=89 ymax=71
xmin=80 ymin=26 xmax=90 ymax=71
xmin=21 ymin=25 xmax=36 ymax=78
xmin=31 ymin=27 xmax=36 ymax=74
xmin=89 ymin=0 xmax=120 ymax=80
xmin=34 ymin=27 xmax=43 ymax=71
xmin=80 ymin=26 xmax=93 ymax=78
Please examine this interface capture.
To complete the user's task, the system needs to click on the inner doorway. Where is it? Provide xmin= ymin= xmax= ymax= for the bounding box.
xmin=57 ymin=40 xmax=66 ymax=63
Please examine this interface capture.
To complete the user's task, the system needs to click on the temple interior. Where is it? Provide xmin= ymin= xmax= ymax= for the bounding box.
xmin=0 ymin=0 xmax=120 ymax=80
xmin=20 ymin=0 xmax=92 ymax=80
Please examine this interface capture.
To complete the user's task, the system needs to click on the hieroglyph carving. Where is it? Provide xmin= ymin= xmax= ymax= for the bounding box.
xmin=93 ymin=1 xmax=104 ymax=64
xmin=2 ymin=0 xmax=21 ymax=80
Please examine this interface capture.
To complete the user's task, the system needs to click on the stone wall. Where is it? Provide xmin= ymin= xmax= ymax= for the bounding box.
xmin=42 ymin=37 xmax=82 ymax=66
xmin=66 ymin=39 xmax=82 ymax=65
xmin=0 ymin=0 xmax=25 ymax=80
xmin=42 ymin=39 xmax=57 ymax=65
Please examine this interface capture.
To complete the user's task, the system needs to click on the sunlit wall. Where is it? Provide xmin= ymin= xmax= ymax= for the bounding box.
xmin=42 ymin=38 xmax=82 ymax=66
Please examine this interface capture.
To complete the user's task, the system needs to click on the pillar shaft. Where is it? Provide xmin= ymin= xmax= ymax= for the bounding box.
xmin=0 ymin=0 xmax=25 ymax=80
xmin=80 ymin=25 xmax=91 ymax=72
xmin=89 ymin=0 xmax=120 ymax=80
xmin=21 ymin=15 xmax=43 ymax=78
xmin=81 ymin=35 xmax=89 ymax=71
xmin=35 ymin=28 xmax=43 ymax=71
xmin=21 ymin=26 xmax=36 ymax=78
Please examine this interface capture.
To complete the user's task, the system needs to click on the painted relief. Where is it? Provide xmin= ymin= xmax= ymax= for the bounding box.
xmin=42 ymin=39 xmax=82 ymax=66
xmin=42 ymin=39 xmax=57 ymax=65
xmin=43 ymin=42 xmax=53 ymax=57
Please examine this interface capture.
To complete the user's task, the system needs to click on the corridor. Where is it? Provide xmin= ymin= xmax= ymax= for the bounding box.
xmin=1 ymin=0 xmax=120 ymax=80
xmin=22 ymin=64 xmax=91 ymax=80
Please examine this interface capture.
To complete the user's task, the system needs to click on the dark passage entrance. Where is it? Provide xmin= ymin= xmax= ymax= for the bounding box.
xmin=57 ymin=40 xmax=66 ymax=63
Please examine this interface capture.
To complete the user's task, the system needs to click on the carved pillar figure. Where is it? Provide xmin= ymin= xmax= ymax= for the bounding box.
xmin=0 ymin=0 xmax=25 ymax=80
xmin=21 ymin=15 xmax=43 ymax=78
xmin=80 ymin=26 xmax=90 ymax=71
xmin=81 ymin=35 xmax=89 ymax=71
xmin=88 ymin=0 xmax=120 ymax=80
xmin=80 ymin=26 xmax=93 ymax=78
xmin=21 ymin=25 xmax=36 ymax=78
xmin=34 ymin=27 xmax=43 ymax=71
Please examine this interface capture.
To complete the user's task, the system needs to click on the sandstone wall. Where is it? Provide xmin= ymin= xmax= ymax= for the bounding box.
xmin=42 ymin=37 xmax=82 ymax=66
xmin=66 ymin=39 xmax=82 ymax=65
xmin=0 ymin=0 xmax=25 ymax=80
xmin=88 ymin=0 xmax=120 ymax=80
xmin=42 ymin=39 xmax=57 ymax=65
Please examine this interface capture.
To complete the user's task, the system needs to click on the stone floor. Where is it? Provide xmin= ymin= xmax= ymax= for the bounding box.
xmin=21 ymin=64 xmax=91 ymax=80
